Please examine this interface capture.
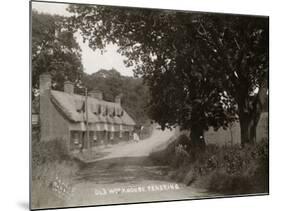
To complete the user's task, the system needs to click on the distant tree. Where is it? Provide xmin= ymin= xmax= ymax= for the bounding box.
xmin=67 ymin=5 xmax=268 ymax=147
xmin=82 ymin=68 xmax=150 ymax=125
xmin=80 ymin=68 xmax=122 ymax=100
xmin=32 ymin=10 xmax=83 ymax=98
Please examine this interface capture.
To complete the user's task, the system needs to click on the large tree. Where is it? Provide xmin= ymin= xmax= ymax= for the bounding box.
xmin=32 ymin=10 xmax=83 ymax=98
xmin=193 ymin=14 xmax=269 ymax=146
xmin=67 ymin=5 xmax=268 ymax=147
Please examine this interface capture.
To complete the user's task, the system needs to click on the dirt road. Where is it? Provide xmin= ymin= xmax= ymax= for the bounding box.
xmin=94 ymin=127 xmax=176 ymax=160
xmin=65 ymin=128 xmax=211 ymax=207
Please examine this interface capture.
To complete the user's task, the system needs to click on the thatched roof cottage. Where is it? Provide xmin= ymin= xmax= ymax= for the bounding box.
xmin=39 ymin=73 xmax=136 ymax=151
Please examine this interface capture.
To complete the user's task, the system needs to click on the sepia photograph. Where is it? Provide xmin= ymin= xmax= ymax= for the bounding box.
xmin=30 ymin=1 xmax=269 ymax=210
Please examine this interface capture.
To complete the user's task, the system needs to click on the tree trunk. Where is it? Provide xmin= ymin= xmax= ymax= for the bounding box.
xmin=229 ymin=123 xmax=234 ymax=146
xmin=238 ymin=87 xmax=265 ymax=147
xmin=190 ymin=124 xmax=206 ymax=151
xmin=239 ymin=113 xmax=258 ymax=146
xmin=237 ymin=77 xmax=267 ymax=147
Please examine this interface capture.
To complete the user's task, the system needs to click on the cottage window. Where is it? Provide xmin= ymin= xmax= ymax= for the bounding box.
xmin=89 ymin=131 xmax=93 ymax=140
xmin=116 ymin=108 xmax=121 ymax=117
xmin=93 ymin=131 xmax=97 ymax=141
xmin=112 ymin=107 xmax=116 ymax=117
xmin=116 ymin=108 xmax=124 ymax=117
xmin=109 ymin=107 xmax=115 ymax=117
xmin=75 ymin=100 xmax=85 ymax=113
xmin=73 ymin=132 xmax=79 ymax=145
xmin=89 ymin=131 xmax=97 ymax=147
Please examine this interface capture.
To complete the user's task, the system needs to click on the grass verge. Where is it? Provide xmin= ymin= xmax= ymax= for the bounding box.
xmin=31 ymin=138 xmax=80 ymax=209
xmin=150 ymin=134 xmax=269 ymax=195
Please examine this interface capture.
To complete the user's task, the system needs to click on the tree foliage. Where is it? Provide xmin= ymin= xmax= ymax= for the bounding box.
xmin=80 ymin=68 xmax=150 ymax=125
xmin=192 ymin=14 xmax=268 ymax=145
xmin=67 ymin=5 xmax=268 ymax=146
xmin=32 ymin=10 xmax=83 ymax=98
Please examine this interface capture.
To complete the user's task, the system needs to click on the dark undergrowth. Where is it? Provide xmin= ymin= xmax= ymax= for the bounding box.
xmin=150 ymin=134 xmax=269 ymax=195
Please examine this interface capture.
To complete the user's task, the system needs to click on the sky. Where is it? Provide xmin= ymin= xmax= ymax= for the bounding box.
xmin=32 ymin=1 xmax=134 ymax=77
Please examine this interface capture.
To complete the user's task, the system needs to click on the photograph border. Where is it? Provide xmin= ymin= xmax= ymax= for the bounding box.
xmin=29 ymin=1 xmax=269 ymax=210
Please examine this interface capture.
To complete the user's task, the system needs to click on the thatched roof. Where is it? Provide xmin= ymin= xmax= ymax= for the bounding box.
xmin=50 ymin=90 xmax=135 ymax=126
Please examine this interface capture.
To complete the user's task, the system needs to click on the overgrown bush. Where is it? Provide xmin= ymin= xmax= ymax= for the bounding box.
xmin=207 ymin=139 xmax=269 ymax=194
xmin=32 ymin=139 xmax=70 ymax=168
xmin=150 ymin=135 xmax=269 ymax=195
xmin=150 ymin=134 xmax=191 ymax=166
xmin=31 ymin=139 xmax=79 ymax=209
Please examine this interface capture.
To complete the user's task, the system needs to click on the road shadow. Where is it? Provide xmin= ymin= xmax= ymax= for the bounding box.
xmin=75 ymin=156 xmax=171 ymax=184
xmin=82 ymin=156 xmax=154 ymax=168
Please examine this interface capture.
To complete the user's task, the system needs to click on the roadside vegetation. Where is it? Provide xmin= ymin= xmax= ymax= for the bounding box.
xmin=31 ymin=132 xmax=80 ymax=209
xmin=150 ymin=134 xmax=269 ymax=195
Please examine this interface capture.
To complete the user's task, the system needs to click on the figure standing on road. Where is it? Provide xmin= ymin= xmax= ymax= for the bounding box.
xmin=133 ymin=131 xmax=140 ymax=143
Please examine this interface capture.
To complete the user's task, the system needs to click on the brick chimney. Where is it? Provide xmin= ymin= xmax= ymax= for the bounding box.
xmin=39 ymin=73 xmax=52 ymax=142
xmin=64 ymin=81 xmax=74 ymax=94
xmin=39 ymin=73 xmax=51 ymax=95
xmin=115 ymin=94 xmax=123 ymax=104
xmin=89 ymin=90 xmax=103 ymax=100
